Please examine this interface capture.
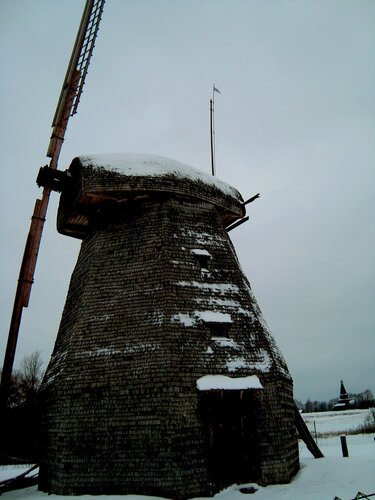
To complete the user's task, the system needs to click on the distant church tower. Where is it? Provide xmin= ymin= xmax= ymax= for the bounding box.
xmin=332 ymin=380 xmax=356 ymax=411
xmin=39 ymin=154 xmax=299 ymax=498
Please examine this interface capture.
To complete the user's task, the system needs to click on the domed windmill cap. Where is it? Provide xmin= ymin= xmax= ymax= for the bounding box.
xmin=57 ymin=153 xmax=246 ymax=239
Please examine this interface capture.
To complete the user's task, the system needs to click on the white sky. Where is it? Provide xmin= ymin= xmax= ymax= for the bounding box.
xmin=0 ymin=0 xmax=374 ymax=403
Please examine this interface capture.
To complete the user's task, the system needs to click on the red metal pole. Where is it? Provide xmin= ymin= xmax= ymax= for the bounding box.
xmin=0 ymin=189 xmax=51 ymax=412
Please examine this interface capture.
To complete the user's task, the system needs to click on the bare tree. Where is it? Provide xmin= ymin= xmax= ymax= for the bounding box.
xmin=0 ymin=352 xmax=44 ymax=463
xmin=18 ymin=351 xmax=43 ymax=406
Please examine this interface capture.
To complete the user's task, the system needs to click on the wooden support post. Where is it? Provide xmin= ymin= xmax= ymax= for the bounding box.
xmin=313 ymin=420 xmax=318 ymax=447
xmin=340 ymin=435 xmax=349 ymax=457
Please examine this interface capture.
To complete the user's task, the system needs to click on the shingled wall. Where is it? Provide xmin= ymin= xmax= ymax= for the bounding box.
xmin=39 ymin=157 xmax=299 ymax=498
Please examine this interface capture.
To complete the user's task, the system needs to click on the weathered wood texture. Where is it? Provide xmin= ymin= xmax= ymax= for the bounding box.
xmin=39 ymin=157 xmax=299 ymax=498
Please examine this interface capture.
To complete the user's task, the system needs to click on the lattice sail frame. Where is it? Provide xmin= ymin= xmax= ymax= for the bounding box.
xmin=48 ymin=0 xmax=105 ymax=162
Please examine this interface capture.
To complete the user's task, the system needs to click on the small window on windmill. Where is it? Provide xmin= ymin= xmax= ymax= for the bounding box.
xmin=199 ymin=311 xmax=232 ymax=339
xmin=207 ymin=322 xmax=231 ymax=338
xmin=191 ymin=249 xmax=211 ymax=272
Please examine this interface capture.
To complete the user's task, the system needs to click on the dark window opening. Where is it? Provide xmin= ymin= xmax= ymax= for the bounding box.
xmin=196 ymin=254 xmax=210 ymax=271
xmin=207 ymin=322 xmax=230 ymax=338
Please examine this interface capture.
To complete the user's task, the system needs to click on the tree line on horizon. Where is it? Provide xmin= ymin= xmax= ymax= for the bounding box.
xmin=295 ymin=389 xmax=375 ymax=413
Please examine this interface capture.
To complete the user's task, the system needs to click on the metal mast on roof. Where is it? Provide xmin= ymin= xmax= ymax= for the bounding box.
xmin=210 ymin=84 xmax=221 ymax=176
xmin=0 ymin=0 xmax=105 ymax=413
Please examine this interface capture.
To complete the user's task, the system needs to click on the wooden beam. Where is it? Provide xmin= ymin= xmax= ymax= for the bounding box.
xmin=295 ymin=405 xmax=324 ymax=458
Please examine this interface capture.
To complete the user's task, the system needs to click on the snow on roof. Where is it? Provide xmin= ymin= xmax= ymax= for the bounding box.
xmin=79 ymin=153 xmax=241 ymax=199
xmin=196 ymin=374 xmax=263 ymax=391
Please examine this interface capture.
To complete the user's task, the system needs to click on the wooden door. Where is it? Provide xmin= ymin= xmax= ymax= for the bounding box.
xmin=199 ymin=389 xmax=260 ymax=485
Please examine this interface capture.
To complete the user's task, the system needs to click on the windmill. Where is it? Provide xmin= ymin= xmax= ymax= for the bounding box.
xmin=1 ymin=1 xmax=323 ymax=497
xmin=0 ymin=0 xmax=105 ymax=412
xmin=37 ymin=153 xmax=301 ymax=497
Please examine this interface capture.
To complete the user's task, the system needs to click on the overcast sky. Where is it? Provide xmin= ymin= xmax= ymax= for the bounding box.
xmin=0 ymin=0 xmax=374 ymax=403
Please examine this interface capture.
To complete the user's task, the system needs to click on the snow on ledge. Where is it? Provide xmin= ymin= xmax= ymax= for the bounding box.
xmin=198 ymin=311 xmax=232 ymax=323
xmin=196 ymin=374 xmax=263 ymax=391
xmin=171 ymin=310 xmax=232 ymax=326
xmin=190 ymin=249 xmax=212 ymax=257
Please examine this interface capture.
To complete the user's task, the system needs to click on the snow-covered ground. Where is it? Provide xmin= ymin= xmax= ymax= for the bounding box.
xmin=302 ymin=409 xmax=372 ymax=437
xmin=1 ymin=411 xmax=374 ymax=500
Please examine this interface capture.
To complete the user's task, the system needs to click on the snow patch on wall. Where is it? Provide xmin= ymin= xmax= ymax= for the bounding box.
xmin=197 ymin=311 xmax=232 ymax=323
xmin=177 ymin=281 xmax=239 ymax=294
xmin=171 ymin=310 xmax=232 ymax=326
xmin=212 ymin=338 xmax=240 ymax=349
xmin=254 ymin=349 xmax=272 ymax=372
xmin=183 ymin=229 xmax=228 ymax=247
xmin=225 ymin=350 xmax=272 ymax=373
xmin=43 ymin=350 xmax=67 ymax=386
xmin=172 ymin=313 xmax=197 ymax=327
xmin=150 ymin=310 xmax=165 ymax=325
xmin=79 ymin=342 xmax=160 ymax=358
xmin=194 ymin=297 xmax=254 ymax=319
xmin=91 ymin=313 xmax=112 ymax=322
xmin=226 ymin=357 xmax=251 ymax=372
xmin=243 ymin=281 xmax=290 ymax=378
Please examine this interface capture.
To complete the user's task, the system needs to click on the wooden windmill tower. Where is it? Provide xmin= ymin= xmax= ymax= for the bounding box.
xmin=1 ymin=1 xmax=323 ymax=498
xmin=36 ymin=153 xmax=300 ymax=497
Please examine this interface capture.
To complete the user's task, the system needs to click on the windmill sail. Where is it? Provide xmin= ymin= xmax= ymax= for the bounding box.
xmin=0 ymin=0 xmax=105 ymax=412
xmin=48 ymin=0 xmax=105 ymax=164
